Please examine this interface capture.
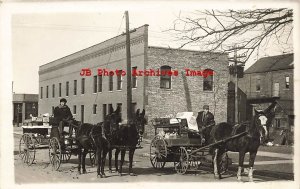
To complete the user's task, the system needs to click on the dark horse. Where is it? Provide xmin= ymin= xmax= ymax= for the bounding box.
xmin=108 ymin=109 xmax=146 ymax=176
xmin=210 ymin=109 xmax=268 ymax=181
xmin=75 ymin=113 xmax=119 ymax=178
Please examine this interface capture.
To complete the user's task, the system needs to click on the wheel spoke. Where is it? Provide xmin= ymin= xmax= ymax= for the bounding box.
xmin=150 ymin=136 xmax=167 ymax=169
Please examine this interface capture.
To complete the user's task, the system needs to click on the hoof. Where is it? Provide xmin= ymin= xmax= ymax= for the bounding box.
xmin=237 ymin=176 xmax=242 ymax=182
xmin=118 ymin=172 xmax=122 ymax=177
xmin=82 ymin=170 xmax=87 ymax=174
xmin=97 ymin=174 xmax=101 ymax=178
xmin=214 ymin=174 xmax=221 ymax=180
xmin=109 ymin=169 xmax=112 ymax=173
xmin=77 ymin=171 xmax=81 ymax=175
xmin=129 ymin=172 xmax=136 ymax=176
xmin=102 ymin=174 xmax=107 ymax=178
xmin=249 ymin=177 xmax=254 ymax=182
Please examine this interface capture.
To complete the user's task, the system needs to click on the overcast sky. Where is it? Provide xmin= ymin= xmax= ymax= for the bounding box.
xmin=11 ymin=2 xmax=294 ymax=94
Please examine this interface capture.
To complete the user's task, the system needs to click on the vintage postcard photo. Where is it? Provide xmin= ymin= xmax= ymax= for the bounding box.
xmin=0 ymin=1 xmax=299 ymax=188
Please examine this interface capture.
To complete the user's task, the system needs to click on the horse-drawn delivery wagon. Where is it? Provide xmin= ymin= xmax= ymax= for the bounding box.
xmin=149 ymin=112 xmax=247 ymax=175
xmin=19 ymin=115 xmax=96 ymax=170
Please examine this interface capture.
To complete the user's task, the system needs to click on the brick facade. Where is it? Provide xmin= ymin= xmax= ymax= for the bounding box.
xmin=145 ymin=47 xmax=229 ymax=136
xmin=39 ymin=25 xmax=230 ymax=137
xmin=39 ymin=25 xmax=148 ymax=123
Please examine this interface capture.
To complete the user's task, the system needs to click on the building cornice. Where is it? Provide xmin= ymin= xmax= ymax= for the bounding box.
xmin=39 ymin=36 xmax=144 ymax=75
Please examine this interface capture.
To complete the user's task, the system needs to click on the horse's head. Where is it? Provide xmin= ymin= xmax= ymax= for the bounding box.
xmin=134 ymin=109 xmax=147 ymax=136
xmin=254 ymin=109 xmax=268 ymax=144
xmin=103 ymin=106 xmax=122 ymax=135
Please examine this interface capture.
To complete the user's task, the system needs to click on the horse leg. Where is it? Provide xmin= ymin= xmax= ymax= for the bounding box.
xmin=115 ymin=148 xmax=120 ymax=172
xmin=78 ymin=148 xmax=82 ymax=174
xmin=237 ymin=151 xmax=246 ymax=181
xmin=129 ymin=148 xmax=136 ymax=176
xmin=97 ymin=148 xmax=102 ymax=178
xmin=119 ymin=149 xmax=126 ymax=176
xmin=108 ymin=149 xmax=112 ymax=173
xmin=101 ymin=147 xmax=108 ymax=178
xmin=82 ymin=149 xmax=88 ymax=174
xmin=213 ymin=148 xmax=221 ymax=179
xmin=248 ymin=151 xmax=257 ymax=182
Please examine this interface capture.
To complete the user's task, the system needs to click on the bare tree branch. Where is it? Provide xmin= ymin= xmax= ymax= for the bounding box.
xmin=169 ymin=9 xmax=293 ymax=63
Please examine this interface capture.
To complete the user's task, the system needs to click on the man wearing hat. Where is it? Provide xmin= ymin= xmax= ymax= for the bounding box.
xmin=196 ymin=105 xmax=215 ymax=144
xmin=54 ymin=98 xmax=73 ymax=138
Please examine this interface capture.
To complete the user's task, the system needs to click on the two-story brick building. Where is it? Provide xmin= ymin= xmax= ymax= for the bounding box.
xmin=239 ymin=53 xmax=294 ymax=132
xmin=39 ymin=24 xmax=229 ymax=137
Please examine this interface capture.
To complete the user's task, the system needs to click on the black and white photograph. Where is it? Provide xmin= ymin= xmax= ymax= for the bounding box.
xmin=0 ymin=1 xmax=299 ymax=188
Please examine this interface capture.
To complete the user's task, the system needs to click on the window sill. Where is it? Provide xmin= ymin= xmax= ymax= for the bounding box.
xmin=203 ymin=90 xmax=214 ymax=93
xmin=116 ymin=90 xmax=122 ymax=92
xmin=159 ymin=88 xmax=172 ymax=91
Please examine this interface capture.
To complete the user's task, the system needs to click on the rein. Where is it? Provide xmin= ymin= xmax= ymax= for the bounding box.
xmin=203 ymin=123 xmax=215 ymax=130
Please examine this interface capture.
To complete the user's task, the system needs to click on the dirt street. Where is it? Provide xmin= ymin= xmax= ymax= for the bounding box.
xmin=14 ymin=133 xmax=290 ymax=183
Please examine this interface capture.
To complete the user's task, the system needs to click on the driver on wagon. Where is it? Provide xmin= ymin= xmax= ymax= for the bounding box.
xmin=196 ymin=105 xmax=215 ymax=144
xmin=54 ymin=98 xmax=73 ymax=138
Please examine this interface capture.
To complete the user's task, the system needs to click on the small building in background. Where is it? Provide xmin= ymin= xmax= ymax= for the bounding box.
xmin=13 ymin=93 xmax=39 ymax=126
xmin=239 ymin=53 xmax=294 ymax=144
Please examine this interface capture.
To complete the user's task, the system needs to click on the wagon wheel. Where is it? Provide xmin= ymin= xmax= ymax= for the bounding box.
xmin=49 ymin=137 xmax=62 ymax=171
xmin=19 ymin=134 xmax=36 ymax=165
xmin=219 ymin=152 xmax=229 ymax=174
xmin=174 ymin=147 xmax=189 ymax=174
xmin=89 ymin=151 xmax=97 ymax=167
xmin=150 ymin=135 xmax=167 ymax=169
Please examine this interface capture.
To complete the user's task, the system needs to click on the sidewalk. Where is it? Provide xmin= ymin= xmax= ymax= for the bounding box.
xmin=13 ymin=126 xmax=23 ymax=135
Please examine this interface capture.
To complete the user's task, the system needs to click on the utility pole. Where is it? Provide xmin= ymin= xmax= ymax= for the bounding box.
xmin=125 ymin=11 xmax=132 ymax=122
xmin=234 ymin=46 xmax=239 ymax=124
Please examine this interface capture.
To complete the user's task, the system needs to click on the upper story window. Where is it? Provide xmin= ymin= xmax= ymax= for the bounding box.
xmin=66 ymin=81 xmax=69 ymax=96
xmin=132 ymin=67 xmax=137 ymax=88
xmin=109 ymin=74 xmax=113 ymax=91
xmin=59 ymin=83 xmax=62 ymax=97
xmin=98 ymin=75 xmax=102 ymax=92
xmin=203 ymin=69 xmax=214 ymax=91
xmin=40 ymin=87 xmax=43 ymax=99
xmin=117 ymin=70 xmax=123 ymax=90
xmin=74 ymin=80 xmax=77 ymax=95
xmin=52 ymin=84 xmax=55 ymax=98
xmin=93 ymin=75 xmax=97 ymax=93
xmin=285 ymin=76 xmax=290 ymax=89
xmin=81 ymin=78 xmax=85 ymax=94
xmin=256 ymin=78 xmax=261 ymax=92
xmin=160 ymin=65 xmax=171 ymax=89
xmin=46 ymin=86 xmax=49 ymax=98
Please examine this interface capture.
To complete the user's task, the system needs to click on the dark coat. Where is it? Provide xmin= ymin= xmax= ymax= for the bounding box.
xmin=53 ymin=105 xmax=73 ymax=124
xmin=196 ymin=111 xmax=215 ymax=130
